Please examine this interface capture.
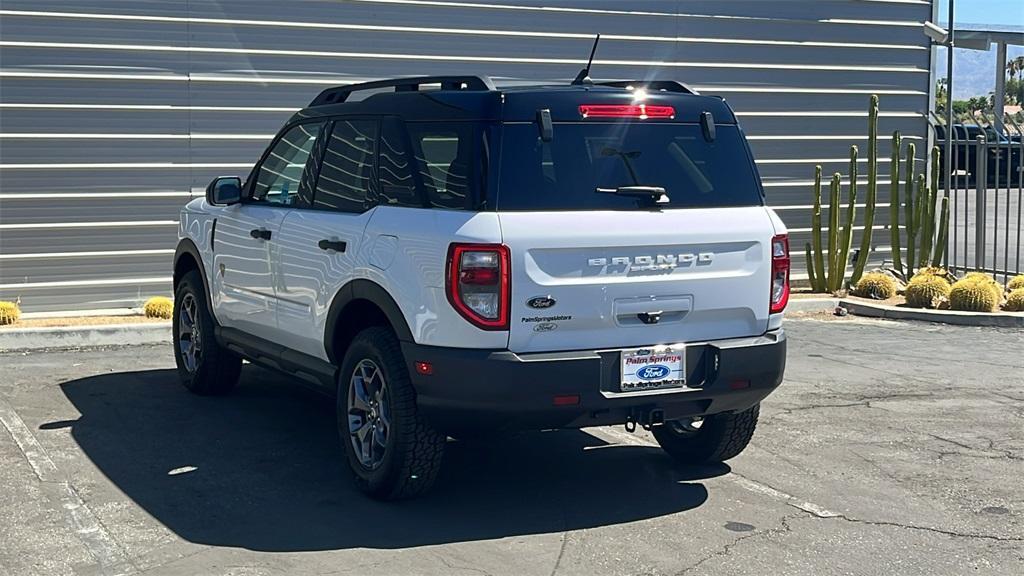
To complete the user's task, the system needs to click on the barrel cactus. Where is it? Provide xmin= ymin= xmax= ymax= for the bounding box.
xmin=949 ymin=277 xmax=1001 ymax=312
xmin=904 ymin=275 xmax=951 ymax=309
xmin=0 ymin=301 xmax=20 ymax=325
xmin=144 ymin=296 xmax=173 ymax=319
xmin=1005 ymin=288 xmax=1024 ymax=312
xmin=959 ymin=272 xmax=1004 ymax=300
xmin=1008 ymin=275 xmax=1024 ymax=291
xmin=852 ymin=272 xmax=897 ymax=300
xmin=913 ymin=267 xmax=956 ymax=285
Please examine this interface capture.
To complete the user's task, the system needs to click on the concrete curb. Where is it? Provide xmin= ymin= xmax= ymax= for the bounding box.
xmin=0 ymin=323 xmax=171 ymax=352
xmin=787 ymin=298 xmax=840 ymax=313
xmin=839 ymin=299 xmax=1024 ymax=327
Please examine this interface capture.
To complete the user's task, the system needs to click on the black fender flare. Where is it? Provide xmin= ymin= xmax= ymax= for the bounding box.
xmin=323 ymin=279 xmax=414 ymax=364
xmin=173 ymin=238 xmax=214 ymax=313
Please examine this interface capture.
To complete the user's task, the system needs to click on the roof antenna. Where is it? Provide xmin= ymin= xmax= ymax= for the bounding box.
xmin=571 ymin=34 xmax=601 ymax=85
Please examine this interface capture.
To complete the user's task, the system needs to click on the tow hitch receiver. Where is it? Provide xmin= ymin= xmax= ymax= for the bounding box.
xmin=625 ymin=408 xmax=666 ymax=432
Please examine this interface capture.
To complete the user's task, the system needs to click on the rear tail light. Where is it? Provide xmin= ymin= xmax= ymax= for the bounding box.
xmin=770 ymin=234 xmax=790 ymax=314
xmin=446 ymin=243 xmax=510 ymax=330
xmin=578 ymin=104 xmax=675 ymax=119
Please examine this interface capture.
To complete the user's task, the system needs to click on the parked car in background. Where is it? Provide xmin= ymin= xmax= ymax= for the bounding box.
xmin=936 ymin=124 xmax=1023 ymax=187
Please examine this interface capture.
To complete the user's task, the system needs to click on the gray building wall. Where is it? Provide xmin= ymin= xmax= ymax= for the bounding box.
xmin=0 ymin=0 xmax=934 ymax=312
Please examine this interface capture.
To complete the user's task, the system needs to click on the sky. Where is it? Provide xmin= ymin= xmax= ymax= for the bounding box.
xmin=935 ymin=0 xmax=1024 ymax=27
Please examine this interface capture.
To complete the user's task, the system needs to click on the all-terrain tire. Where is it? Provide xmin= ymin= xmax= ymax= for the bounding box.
xmin=338 ymin=326 xmax=446 ymax=500
xmin=652 ymin=404 xmax=760 ymax=464
xmin=172 ymin=269 xmax=242 ymax=395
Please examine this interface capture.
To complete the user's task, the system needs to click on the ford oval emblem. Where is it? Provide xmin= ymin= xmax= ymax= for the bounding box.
xmin=636 ymin=365 xmax=671 ymax=381
xmin=526 ymin=296 xmax=556 ymax=309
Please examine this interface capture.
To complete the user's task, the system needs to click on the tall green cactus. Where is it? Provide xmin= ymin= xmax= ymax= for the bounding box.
xmin=889 ymin=131 xmax=903 ymax=275
xmin=808 ymin=165 xmax=826 ymax=291
xmin=904 ymin=141 xmax=917 ymax=275
xmin=907 ymin=146 xmax=946 ymax=270
xmin=932 ymin=194 xmax=949 ymax=267
xmin=805 ymin=243 xmax=818 ymax=290
xmin=916 ymin=173 xmax=931 ymax=268
xmin=827 ymin=172 xmax=842 ymax=290
xmin=850 ymin=95 xmax=880 ymax=286
xmin=927 ymin=146 xmax=941 ymax=266
xmin=834 ymin=146 xmax=858 ymax=291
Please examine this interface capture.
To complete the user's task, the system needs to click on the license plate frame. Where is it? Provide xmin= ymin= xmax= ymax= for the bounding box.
xmin=619 ymin=345 xmax=686 ymax=393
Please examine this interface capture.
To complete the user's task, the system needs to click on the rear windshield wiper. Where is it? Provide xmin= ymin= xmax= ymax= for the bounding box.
xmin=596 ymin=186 xmax=671 ymax=204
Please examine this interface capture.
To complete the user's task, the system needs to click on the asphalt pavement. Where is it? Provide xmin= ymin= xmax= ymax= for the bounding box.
xmin=1 ymin=317 xmax=1022 ymax=576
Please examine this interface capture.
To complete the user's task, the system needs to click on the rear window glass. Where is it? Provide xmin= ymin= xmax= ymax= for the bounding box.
xmin=496 ymin=123 xmax=762 ymax=211
xmin=405 ymin=122 xmax=479 ymax=210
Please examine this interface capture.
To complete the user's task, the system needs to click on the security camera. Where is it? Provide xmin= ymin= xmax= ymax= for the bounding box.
xmin=923 ymin=21 xmax=949 ymax=45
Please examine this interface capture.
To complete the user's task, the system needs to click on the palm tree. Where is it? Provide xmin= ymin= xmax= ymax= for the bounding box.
xmin=1008 ymin=56 xmax=1024 ymax=82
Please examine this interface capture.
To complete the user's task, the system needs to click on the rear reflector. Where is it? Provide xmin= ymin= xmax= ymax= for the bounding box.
xmin=414 ymin=361 xmax=433 ymax=375
xmin=579 ymin=104 xmax=675 ymax=119
xmin=552 ymin=394 xmax=580 ymax=406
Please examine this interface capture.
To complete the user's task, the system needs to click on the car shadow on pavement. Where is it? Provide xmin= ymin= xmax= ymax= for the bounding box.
xmin=55 ymin=365 xmax=725 ymax=552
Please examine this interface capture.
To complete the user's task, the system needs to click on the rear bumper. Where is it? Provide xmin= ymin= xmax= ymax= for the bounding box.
xmin=402 ymin=329 xmax=786 ymax=433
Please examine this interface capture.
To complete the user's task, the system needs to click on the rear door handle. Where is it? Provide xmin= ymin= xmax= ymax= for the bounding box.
xmin=249 ymin=228 xmax=272 ymax=240
xmin=318 ymin=239 xmax=347 ymax=252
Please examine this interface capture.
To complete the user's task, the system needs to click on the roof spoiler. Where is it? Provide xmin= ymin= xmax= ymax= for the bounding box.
xmin=309 ymin=75 xmax=497 ymax=107
xmin=595 ymin=80 xmax=700 ymax=95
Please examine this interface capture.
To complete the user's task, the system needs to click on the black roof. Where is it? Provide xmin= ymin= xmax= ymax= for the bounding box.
xmin=288 ymin=75 xmax=737 ymax=126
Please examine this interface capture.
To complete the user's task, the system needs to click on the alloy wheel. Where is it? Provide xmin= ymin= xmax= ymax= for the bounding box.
xmin=177 ymin=293 xmax=202 ymax=373
xmin=347 ymin=359 xmax=391 ymax=469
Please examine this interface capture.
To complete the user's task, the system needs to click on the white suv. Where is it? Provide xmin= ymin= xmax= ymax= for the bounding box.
xmin=172 ymin=75 xmax=789 ymax=500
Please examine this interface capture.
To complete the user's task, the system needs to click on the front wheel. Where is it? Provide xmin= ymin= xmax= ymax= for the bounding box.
xmin=338 ymin=327 xmax=446 ymax=500
xmin=652 ymin=404 xmax=760 ymax=464
xmin=172 ymin=270 xmax=241 ymax=395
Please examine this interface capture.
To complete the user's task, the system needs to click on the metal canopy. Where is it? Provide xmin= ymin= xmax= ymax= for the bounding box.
xmin=953 ymin=25 xmax=1023 ymax=51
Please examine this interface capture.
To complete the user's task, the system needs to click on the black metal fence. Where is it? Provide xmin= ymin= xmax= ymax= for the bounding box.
xmin=943 ymin=114 xmax=1024 ymax=284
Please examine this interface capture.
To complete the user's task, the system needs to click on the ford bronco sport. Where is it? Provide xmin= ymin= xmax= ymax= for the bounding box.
xmin=173 ymin=74 xmax=788 ymax=500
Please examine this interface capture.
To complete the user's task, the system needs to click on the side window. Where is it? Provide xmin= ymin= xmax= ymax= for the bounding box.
xmin=377 ymin=118 xmax=420 ymax=207
xmin=251 ymin=122 xmax=323 ymax=206
xmin=406 ymin=123 xmax=475 ymax=210
xmin=314 ymin=120 xmax=377 ymax=213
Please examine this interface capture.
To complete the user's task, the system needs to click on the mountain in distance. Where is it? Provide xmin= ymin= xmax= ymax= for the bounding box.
xmin=935 ymin=26 xmax=1024 ymax=100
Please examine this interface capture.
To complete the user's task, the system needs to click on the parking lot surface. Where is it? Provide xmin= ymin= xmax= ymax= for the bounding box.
xmin=1 ymin=318 xmax=1022 ymax=576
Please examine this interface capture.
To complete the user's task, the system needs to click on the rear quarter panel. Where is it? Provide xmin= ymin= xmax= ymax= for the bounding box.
xmin=345 ymin=206 xmax=509 ymax=350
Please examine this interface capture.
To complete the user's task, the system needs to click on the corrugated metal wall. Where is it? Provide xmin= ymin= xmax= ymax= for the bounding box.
xmin=0 ymin=0 xmax=934 ymax=312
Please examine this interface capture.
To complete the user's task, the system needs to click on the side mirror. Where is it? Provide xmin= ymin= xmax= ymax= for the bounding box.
xmin=206 ymin=176 xmax=242 ymax=206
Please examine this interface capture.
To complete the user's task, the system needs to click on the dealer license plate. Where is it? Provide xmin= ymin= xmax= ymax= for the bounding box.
xmin=620 ymin=345 xmax=686 ymax=392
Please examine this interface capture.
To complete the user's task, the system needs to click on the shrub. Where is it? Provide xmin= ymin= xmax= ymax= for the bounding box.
xmin=904 ymin=275 xmax=951 ymax=309
xmin=1006 ymin=288 xmax=1024 ymax=312
xmin=144 ymin=296 xmax=173 ymax=319
xmin=852 ymin=273 xmax=897 ymax=300
xmin=1008 ymin=275 xmax=1024 ymax=291
xmin=949 ymin=277 xmax=1001 ymax=312
xmin=0 ymin=301 xmax=20 ymax=325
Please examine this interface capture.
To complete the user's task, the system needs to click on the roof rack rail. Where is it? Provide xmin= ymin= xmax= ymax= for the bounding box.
xmin=309 ymin=75 xmax=497 ymax=107
xmin=595 ymin=80 xmax=699 ymax=95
